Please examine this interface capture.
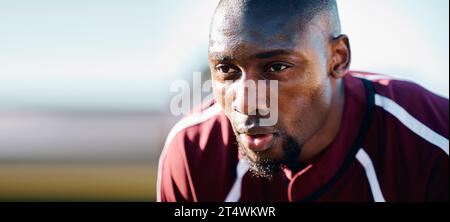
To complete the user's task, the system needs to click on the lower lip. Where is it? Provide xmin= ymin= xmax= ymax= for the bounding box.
xmin=240 ymin=133 xmax=275 ymax=152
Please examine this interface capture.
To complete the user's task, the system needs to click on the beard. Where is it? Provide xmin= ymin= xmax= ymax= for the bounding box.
xmin=237 ymin=134 xmax=302 ymax=180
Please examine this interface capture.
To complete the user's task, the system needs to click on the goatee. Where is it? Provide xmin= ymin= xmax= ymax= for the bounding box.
xmin=237 ymin=135 xmax=302 ymax=179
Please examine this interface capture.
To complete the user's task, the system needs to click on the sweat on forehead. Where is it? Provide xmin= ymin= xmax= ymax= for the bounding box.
xmin=215 ymin=0 xmax=336 ymax=22
xmin=209 ymin=0 xmax=340 ymax=49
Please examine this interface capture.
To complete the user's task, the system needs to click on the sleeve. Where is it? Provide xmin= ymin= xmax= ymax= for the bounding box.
xmin=157 ymin=132 xmax=196 ymax=202
xmin=425 ymin=153 xmax=449 ymax=202
xmin=423 ymin=93 xmax=449 ymax=202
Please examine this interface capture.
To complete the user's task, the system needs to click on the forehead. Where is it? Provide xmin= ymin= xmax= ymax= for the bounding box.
xmin=209 ymin=8 xmax=310 ymax=58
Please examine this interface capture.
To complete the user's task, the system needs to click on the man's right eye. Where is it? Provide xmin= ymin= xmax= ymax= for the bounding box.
xmin=216 ymin=64 xmax=238 ymax=74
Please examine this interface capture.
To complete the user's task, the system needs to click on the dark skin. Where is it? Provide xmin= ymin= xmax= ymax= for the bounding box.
xmin=208 ymin=1 xmax=351 ymax=175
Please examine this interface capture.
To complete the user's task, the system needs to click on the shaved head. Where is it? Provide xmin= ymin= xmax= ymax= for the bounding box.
xmin=211 ymin=0 xmax=341 ymax=46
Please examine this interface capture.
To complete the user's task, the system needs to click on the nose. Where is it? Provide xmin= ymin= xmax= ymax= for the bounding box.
xmin=232 ymin=74 xmax=270 ymax=117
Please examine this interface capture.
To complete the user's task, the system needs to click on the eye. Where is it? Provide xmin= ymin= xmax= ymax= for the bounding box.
xmin=216 ymin=64 xmax=239 ymax=74
xmin=267 ymin=63 xmax=289 ymax=72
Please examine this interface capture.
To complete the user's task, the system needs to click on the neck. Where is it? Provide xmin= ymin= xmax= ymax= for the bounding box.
xmin=299 ymin=78 xmax=345 ymax=165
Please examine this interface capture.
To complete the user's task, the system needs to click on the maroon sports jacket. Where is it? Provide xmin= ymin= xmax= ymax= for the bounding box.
xmin=158 ymin=71 xmax=449 ymax=202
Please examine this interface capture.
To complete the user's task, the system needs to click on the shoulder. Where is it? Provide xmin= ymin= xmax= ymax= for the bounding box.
xmin=349 ymin=71 xmax=449 ymax=201
xmin=157 ymin=100 xmax=234 ymax=201
xmin=350 ymin=71 xmax=448 ymax=154
xmin=162 ymin=101 xmax=225 ymax=155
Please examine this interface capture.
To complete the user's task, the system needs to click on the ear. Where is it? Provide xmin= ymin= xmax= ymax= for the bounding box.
xmin=329 ymin=35 xmax=351 ymax=79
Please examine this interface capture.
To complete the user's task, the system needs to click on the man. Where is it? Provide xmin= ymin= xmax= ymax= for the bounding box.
xmin=157 ymin=0 xmax=449 ymax=202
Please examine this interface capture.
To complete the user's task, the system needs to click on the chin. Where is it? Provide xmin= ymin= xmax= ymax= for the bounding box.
xmin=237 ymin=138 xmax=287 ymax=179
xmin=237 ymin=134 xmax=303 ymax=178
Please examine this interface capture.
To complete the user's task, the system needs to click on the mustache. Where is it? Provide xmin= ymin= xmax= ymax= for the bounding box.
xmin=233 ymin=116 xmax=280 ymax=135
xmin=235 ymin=126 xmax=279 ymax=135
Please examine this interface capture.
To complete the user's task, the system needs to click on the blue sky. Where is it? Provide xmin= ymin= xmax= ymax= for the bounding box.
xmin=0 ymin=0 xmax=448 ymax=111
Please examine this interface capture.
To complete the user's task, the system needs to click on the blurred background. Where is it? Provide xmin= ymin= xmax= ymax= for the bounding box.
xmin=0 ymin=0 xmax=448 ymax=201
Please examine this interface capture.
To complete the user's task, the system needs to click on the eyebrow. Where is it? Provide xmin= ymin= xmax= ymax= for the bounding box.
xmin=251 ymin=49 xmax=294 ymax=59
xmin=210 ymin=49 xmax=295 ymax=62
xmin=211 ymin=55 xmax=236 ymax=62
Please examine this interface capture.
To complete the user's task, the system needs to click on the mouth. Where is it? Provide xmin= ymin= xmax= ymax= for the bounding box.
xmin=237 ymin=125 xmax=278 ymax=152
xmin=240 ymin=133 xmax=276 ymax=152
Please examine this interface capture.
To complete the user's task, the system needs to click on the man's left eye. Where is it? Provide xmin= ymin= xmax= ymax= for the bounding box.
xmin=268 ymin=64 xmax=288 ymax=72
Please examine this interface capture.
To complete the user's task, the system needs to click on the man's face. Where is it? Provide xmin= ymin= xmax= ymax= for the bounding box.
xmin=209 ymin=11 xmax=334 ymax=177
